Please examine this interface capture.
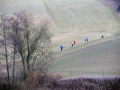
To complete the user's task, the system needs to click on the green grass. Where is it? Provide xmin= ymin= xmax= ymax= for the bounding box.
xmin=0 ymin=0 xmax=120 ymax=77
xmin=50 ymin=38 xmax=120 ymax=77
xmin=43 ymin=0 xmax=120 ymax=55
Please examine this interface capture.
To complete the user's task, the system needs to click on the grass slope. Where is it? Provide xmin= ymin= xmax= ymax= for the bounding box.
xmin=0 ymin=0 xmax=120 ymax=54
xmin=0 ymin=0 xmax=120 ymax=77
xmin=43 ymin=0 xmax=120 ymax=55
xmin=50 ymin=38 xmax=120 ymax=77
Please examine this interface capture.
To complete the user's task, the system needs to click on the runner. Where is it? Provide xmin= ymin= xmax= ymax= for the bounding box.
xmin=71 ymin=41 xmax=74 ymax=47
xmin=86 ymin=37 xmax=88 ymax=43
xmin=60 ymin=45 xmax=63 ymax=51
xmin=84 ymin=38 xmax=86 ymax=43
xmin=73 ymin=41 xmax=76 ymax=45
xmin=101 ymin=35 xmax=104 ymax=38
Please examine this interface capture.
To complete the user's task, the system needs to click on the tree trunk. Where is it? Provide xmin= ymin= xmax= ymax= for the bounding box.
xmin=12 ymin=46 xmax=16 ymax=87
xmin=3 ymin=22 xmax=10 ymax=89
xmin=21 ymin=55 xmax=26 ymax=80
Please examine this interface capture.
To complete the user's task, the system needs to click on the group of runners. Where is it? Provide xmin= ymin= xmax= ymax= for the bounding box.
xmin=41 ymin=35 xmax=104 ymax=54
xmin=60 ymin=41 xmax=76 ymax=51
xmin=71 ymin=41 xmax=76 ymax=47
xmin=84 ymin=37 xmax=89 ymax=43
xmin=60 ymin=35 xmax=104 ymax=51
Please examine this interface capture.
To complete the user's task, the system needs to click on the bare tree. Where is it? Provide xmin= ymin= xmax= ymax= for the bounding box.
xmin=0 ymin=15 xmax=10 ymax=89
xmin=0 ymin=12 xmax=53 ymax=90
xmin=9 ymin=17 xmax=27 ymax=80
xmin=8 ymin=11 xmax=53 ymax=78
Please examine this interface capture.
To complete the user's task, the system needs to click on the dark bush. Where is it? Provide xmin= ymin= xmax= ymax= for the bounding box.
xmin=117 ymin=4 xmax=120 ymax=12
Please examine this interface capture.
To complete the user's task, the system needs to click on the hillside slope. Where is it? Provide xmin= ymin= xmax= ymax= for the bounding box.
xmin=50 ymin=37 xmax=120 ymax=77
xmin=0 ymin=0 xmax=120 ymax=55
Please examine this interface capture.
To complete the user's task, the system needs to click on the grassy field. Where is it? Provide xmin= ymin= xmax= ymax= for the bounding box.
xmin=43 ymin=0 xmax=120 ymax=55
xmin=0 ymin=0 xmax=120 ymax=77
xmin=50 ymin=38 xmax=120 ymax=77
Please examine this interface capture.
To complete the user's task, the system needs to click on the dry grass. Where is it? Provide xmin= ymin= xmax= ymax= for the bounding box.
xmin=0 ymin=0 xmax=120 ymax=56
xmin=50 ymin=37 xmax=120 ymax=77
xmin=0 ymin=1 xmax=120 ymax=89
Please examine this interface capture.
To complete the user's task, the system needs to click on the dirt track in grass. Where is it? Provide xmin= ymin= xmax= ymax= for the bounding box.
xmin=51 ymin=37 xmax=120 ymax=77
